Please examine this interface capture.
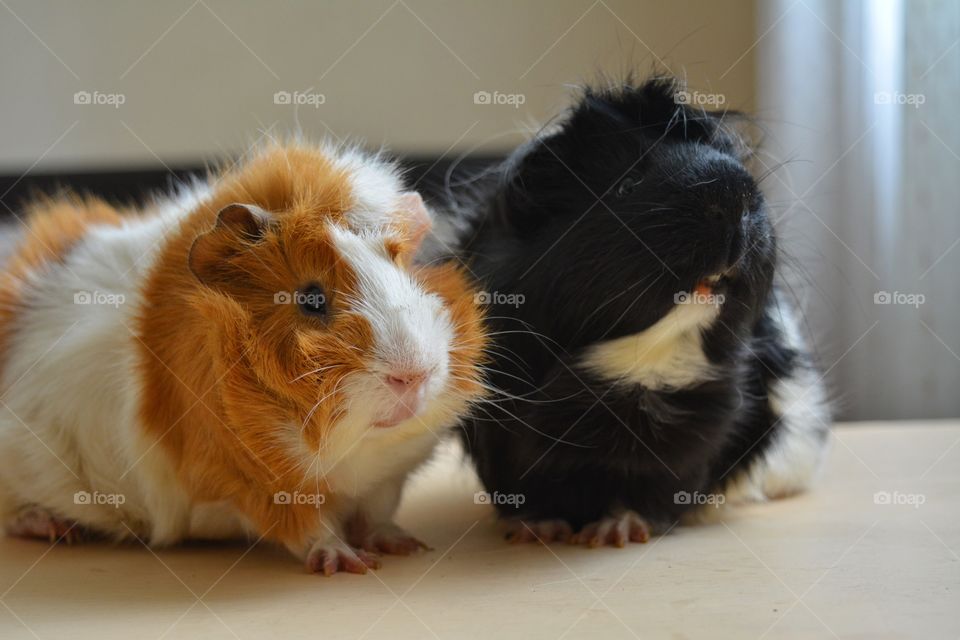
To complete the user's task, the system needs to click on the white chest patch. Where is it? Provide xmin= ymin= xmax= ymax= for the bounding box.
xmin=579 ymin=302 xmax=720 ymax=389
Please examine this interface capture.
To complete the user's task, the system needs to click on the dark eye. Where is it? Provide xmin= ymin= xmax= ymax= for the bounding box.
xmin=297 ymin=284 xmax=327 ymax=318
xmin=615 ymin=177 xmax=640 ymax=198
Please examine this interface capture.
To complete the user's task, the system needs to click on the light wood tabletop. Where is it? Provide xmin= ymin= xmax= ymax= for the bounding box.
xmin=1 ymin=421 xmax=957 ymax=639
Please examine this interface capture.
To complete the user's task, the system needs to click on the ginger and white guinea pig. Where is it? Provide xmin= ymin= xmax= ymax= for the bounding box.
xmin=0 ymin=140 xmax=486 ymax=575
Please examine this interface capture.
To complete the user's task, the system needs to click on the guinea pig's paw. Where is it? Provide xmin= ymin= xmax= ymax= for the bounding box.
xmin=570 ymin=510 xmax=650 ymax=548
xmin=305 ymin=538 xmax=381 ymax=576
xmin=5 ymin=506 xmax=85 ymax=544
xmin=503 ymin=519 xmax=574 ymax=544
xmin=352 ymin=523 xmax=431 ymax=556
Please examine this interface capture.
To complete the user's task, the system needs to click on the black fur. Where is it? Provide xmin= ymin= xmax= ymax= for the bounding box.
xmin=435 ymin=76 xmax=827 ymax=532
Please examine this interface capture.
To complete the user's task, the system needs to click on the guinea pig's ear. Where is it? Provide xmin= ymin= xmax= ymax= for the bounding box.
xmin=494 ymin=137 xmax=564 ymax=235
xmin=634 ymin=78 xmax=751 ymax=153
xmin=393 ymin=192 xmax=432 ymax=266
xmin=189 ymin=203 xmax=273 ymax=285
xmin=578 ymin=77 xmax=724 ymax=146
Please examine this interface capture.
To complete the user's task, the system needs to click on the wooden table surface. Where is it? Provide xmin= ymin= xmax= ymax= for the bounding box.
xmin=1 ymin=421 xmax=957 ymax=639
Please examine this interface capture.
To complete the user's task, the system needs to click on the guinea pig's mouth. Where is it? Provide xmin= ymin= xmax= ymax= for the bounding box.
xmin=697 ymin=266 xmax=737 ymax=293
xmin=372 ymin=382 xmax=431 ymax=428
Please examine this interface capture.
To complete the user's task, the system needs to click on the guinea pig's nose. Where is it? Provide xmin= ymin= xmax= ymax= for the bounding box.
xmin=385 ymin=369 xmax=429 ymax=391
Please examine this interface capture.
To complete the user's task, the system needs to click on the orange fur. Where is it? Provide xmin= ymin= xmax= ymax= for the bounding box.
xmin=136 ymin=143 xmax=485 ymax=551
xmin=413 ymin=262 xmax=487 ymax=397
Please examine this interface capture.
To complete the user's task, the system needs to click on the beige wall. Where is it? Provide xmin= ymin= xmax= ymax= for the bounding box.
xmin=0 ymin=0 xmax=756 ymax=171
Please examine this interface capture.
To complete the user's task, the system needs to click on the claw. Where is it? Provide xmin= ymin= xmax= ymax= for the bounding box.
xmin=5 ymin=506 xmax=85 ymax=544
xmin=569 ymin=510 xmax=650 ymax=547
xmin=305 ymin=541 xmax=381 ymax=576
xmin=351 ymin=522 xmax=431 ymax=556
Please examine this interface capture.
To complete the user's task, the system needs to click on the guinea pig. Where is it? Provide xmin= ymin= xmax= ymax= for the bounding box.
xmin=432 ymin=76 xmax=830 ymax=545
xmin=0 ymin=140 xmax=486 ymax=574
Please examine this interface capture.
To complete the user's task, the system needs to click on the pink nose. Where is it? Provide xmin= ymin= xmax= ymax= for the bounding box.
xmin=385 ymin=370 xmax=429 ymax=391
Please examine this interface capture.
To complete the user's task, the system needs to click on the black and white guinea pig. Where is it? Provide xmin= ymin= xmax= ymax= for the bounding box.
xmin=429 ymin=76 xmax=830 ymax=545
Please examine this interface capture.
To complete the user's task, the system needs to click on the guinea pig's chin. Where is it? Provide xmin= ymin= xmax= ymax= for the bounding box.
xmin=372 ymin=400 xmax=423 ymax=429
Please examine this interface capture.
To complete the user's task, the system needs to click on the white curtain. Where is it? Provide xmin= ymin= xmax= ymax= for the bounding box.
xmin=757 ymin=0 xmax=960 ymax=420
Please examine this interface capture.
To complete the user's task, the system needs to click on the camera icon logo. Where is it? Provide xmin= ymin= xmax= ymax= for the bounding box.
xmin=674 ymin=490 xmax=692 ymax=505
xmin=873 ymin=491 xmax=891 ymax=505
xmin=473 ymin=491 xmax=490 ymax=505
xmin=874 ymin=291 xmax=891 ymax=305
xmin=74 ymin=91 xmax=92 ymax=105
xmin=274 ymin=291 xmax=292 ymax=304
xmin=474 ymin=291 xmax=491 ymax=305
xmin=273 ymin=491 xmax=292 ymax=504
xmin=473 ymin=91 xmax=492 ymax=105
xmin=74 ymin=490 xmax=92 ymax=505
xmin=673 ymin=291 xmax=691 ymax=304
xmin=274 ymin=91 xmax=292 ymax=105
xmin=674 ymin=90 xmax=691 ymax=104
xmin=74 ymin=291 xmax=92 ymax=305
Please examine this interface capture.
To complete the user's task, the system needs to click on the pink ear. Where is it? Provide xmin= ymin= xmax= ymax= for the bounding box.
xmin=398 ymin=192 xmax=432 ymax=254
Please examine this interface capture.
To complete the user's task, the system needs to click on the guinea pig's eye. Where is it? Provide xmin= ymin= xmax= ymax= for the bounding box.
xmin=615 ymin=177 xmax=640 ymax=198
xmin=297 ymin=284 xmax=327 ymax=318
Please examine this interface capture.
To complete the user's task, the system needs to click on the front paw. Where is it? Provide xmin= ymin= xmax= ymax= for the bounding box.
xmin=5 ymin=505 xmax=87 ymax=544
xmin=305 ymin=538 xmax=381 ymax=576
xmin=350 ymin=522 xmax=430 ymax=555
xmin=570 ymin=510 xmax=651 ymax=548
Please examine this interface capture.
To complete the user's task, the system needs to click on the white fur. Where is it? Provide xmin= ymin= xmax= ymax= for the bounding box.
xmin=329 ymin=146 xmax=406 ymax=231
xmin=577 ymin=288 xmax=828 ymax=507
xmin=579 ymin=301 xmax=720 ymax=389
xmin=722 ymin=296 xmax=830 ymax=504
xmin=0 ymin=196 xmax=208 ymax=545
xmin=291 ymin=221 xmax=460 ymax=505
